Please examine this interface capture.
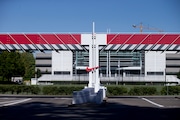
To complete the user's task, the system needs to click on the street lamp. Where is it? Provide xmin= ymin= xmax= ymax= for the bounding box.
xmin=165 ymin=68 xmax=168 ymax=95
xmin=117 ymin=60 xmax=120 ymax=85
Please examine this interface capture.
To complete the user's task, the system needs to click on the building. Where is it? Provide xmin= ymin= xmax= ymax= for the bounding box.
xmin=0 ymin=33 xmax=180 ymax=84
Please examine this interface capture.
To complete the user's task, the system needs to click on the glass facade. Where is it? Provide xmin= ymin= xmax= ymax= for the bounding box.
xmin=73 ymin=51 xmax=144 ymax=76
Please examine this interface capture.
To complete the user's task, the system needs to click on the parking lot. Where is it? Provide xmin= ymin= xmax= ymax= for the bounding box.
xmin=0 ymin=96 xmax=180 ymax=120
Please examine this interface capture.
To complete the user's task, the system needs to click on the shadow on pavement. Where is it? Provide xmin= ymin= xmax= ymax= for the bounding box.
xmin=0 ymin=100 xmax=179 ymax=120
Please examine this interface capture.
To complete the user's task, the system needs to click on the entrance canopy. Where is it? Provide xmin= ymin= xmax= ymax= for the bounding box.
xmin=0 ymin=33 xmax=180 ymax=52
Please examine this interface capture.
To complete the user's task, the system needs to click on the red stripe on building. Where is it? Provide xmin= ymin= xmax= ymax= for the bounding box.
xmin=56 ymin=34 xmax=81 ymax=44
xmin=0 ymin=34 xmax=81 ymax=44
xmin=107 ymin=34 xmax=180 ymax=44
xmin=0 ymin=34 xmax=16 ymax=44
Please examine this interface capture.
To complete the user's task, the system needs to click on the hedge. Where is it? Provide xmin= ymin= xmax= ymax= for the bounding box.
xmin=128 ymin=86 xmax=157 ymax=95
xmin=42 ymin=86 xmax=83 ymax=95
xmin=0 ymin=85 xmax=40 ymax=94
xmin=0 ymin=85 xmax=179 ymax=95
xmin=161 ymin=86 xmax=180 ymax=95
xmin=106 ymin=86 xmax=128 ymax=96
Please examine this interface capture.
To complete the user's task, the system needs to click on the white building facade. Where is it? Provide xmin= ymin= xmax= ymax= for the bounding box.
xmin=33 ymin=33 xmax=180 ymax=84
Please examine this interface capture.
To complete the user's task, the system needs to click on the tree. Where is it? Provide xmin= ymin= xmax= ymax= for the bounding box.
xmin=0 ymin=51 xmax=25 ymax=81
xmin=36 ymin=68 xmax=42 ymax=78
xmin=20 ymin=52 xmax=35 ymax=80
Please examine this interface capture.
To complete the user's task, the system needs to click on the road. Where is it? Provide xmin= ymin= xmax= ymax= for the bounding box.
xmin=0 ymin=95 xmax=180 ymax=120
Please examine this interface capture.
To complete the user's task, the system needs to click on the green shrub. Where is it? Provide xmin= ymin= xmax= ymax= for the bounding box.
xmin=42 ymin=85 xmax=83 ymax=95
xmin=129 ymin=86 xmax=157 ymax=95
xmin=30 ymin=86 xmax=40 ymax=94
xmin=107 ymin=86 xmax=127 ymax=96
xmin=0 ymin=85 xmax=10 ymax=94
xmin=42 ymin=86 xmax=59 ymax=95
xmin=161 ymin=86 xmax=180 ymax=95
xmin=0 ymin=85 xmax=40 ymax=94
xmin=57 ymin=86 xmax=83 ymax=95
xmin=14 ymin=85 xmax=22 ymax=94
xmin=129 ymin=87 xmax=142 ymax=95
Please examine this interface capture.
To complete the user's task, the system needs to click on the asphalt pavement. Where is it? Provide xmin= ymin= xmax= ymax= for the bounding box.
xmin=0 ymin=95 xmax=179 ymax=120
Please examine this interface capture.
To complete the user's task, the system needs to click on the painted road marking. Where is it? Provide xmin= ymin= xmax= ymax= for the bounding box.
xmin=54 ymin=98 xmax=71 ymax=100
xmin=142 ymin=98 xmax=164 ymax=108
xmin=0 ymin=98 xmax=32 ymax=107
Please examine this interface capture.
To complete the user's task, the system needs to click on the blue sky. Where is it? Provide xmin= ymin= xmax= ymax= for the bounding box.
xmin=0 ymin=0 xmax=179 ymax=33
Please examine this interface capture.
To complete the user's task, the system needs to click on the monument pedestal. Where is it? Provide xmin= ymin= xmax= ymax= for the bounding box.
xmin=72 ymin=87 xmax=106 ymax=105
xmin=72 ymin=22 xmax=107 ymax=105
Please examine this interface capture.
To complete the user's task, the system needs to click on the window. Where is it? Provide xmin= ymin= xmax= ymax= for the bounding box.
xmin=147 ymin=72 xmax=164 ymax=75
xmin=54 ymin=71 xmax=70 ymax=75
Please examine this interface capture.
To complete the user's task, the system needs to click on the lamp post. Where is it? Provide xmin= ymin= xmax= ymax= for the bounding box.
xmin=117 ymin=60 xmax=120 ymax=85
xmin=165 ymin=68 xmax=168 ymax=95
xmin=122 ymin=68 xmax=124 ymax=85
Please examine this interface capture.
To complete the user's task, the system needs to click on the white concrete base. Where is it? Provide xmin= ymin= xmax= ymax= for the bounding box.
xmin=72 ymin=87 xmax=106 ymax=105
xmin=31 ymin=78 xmax=37 ymax=85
